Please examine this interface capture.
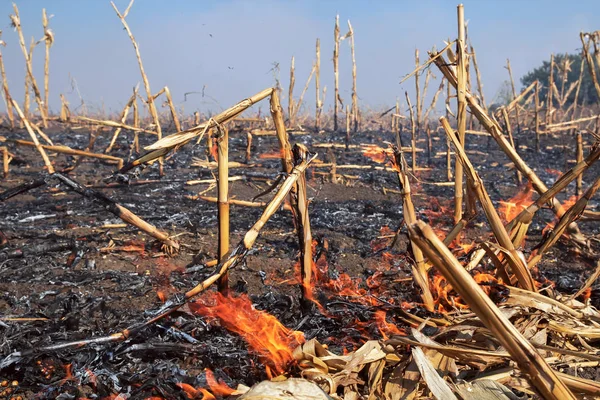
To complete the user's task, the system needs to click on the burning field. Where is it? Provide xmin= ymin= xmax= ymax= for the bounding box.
xmin=2 ymin=2 xmax=600 ymax=400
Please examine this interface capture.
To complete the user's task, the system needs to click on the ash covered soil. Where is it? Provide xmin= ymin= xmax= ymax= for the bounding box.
xmin=0 ymin=124 xmax=599 ymax=398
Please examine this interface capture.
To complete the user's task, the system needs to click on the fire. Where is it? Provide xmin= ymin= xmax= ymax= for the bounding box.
xmin=205 ymin=369 xmax=235 ymax=396
xmin=177 ymin=382 xmax=220 ymax=400
xmin=362 ymin=144 xmax=392 ymax=164
xmin=259 ymin=149 xmax=285 ymax=159
xmin=190 ymin=292 xmax=305 ymax=376
xmin=542 ymin=194 xmax=579 ymax=235
xmin=499 ymin=183 xmax=534 ymax=222
xmin=373 ymin=310 xmax=405 ymax=340
xmin=210 ymin=142 xmax=218 ymax=161
xmin=546 ymin=168 xmax=563 ymax=178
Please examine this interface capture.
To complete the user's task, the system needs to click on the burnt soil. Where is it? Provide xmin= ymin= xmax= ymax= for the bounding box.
xmin=0 ymin=123 xmax=599 ymax=399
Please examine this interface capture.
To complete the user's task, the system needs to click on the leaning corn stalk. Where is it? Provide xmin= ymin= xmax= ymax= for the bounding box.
xmin=431 ymin=50 xmax=586 ymax=243
xmin=10 ymin=99 xmax=177 ymax=250
xmin=119 ymin=88 xmax=273 ymax=173
xmin=528 ymin=175 xmax=600 ymax=269
xmin=407 ymin=221 xmax=576 ymax=400
xmin=111 ymin=0 xmax=164 ymax=174
xmin=391 ymin=147 xmax=434 ymax=311
xmin=507 ymin=141 xmax=600 ymax=248
xmin=466 ymin=141 xmax=600 ymax=271
xmin=440 ymin=116 xmax=536 ymax=292
xmin=11 ymin=100 xmax=54 ymax=173
xmin=580 ymin=33 xmax=600 ymax=100
xmin=105 ymin=87 xmax=138 ymax=153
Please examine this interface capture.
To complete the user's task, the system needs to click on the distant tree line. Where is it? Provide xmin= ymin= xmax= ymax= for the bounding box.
xmin=520 ymin=53 xmax=600 ymax=106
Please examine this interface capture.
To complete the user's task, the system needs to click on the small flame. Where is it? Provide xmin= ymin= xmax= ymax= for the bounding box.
xmin=176 ymin=383 xmax=201 ymax=399
xmin=373 ymin=311 xmax=405 ymax=340
xmin=205 ymin=369 xmax=235 ymax=397
xmin=543 ymin=194 xmax=579 ymax=235
xmin=259 ymin=149 xmax=285 ymax=159
xmin=546 ymin=168 xmax=563 ymax=178
xmin=499 ymin=183 xmax=534 ymax=222
xmin=362 ymin=144 xmax=392 ymax=164
xmin=190 ymin=292 xmax=305 ymax=376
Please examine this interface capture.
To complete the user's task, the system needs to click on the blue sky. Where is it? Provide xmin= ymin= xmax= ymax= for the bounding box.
xmin=0 ymin=0 xmax=598 ymax=117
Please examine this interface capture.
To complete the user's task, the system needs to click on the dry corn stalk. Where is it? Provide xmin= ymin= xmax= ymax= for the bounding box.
xmin=333 ymin=15 xmax=340 ymax=131
xmin=11 ymin=4 xmax=48 ymax=127
xmin=315 ymin=38 xmax=321 ymax=132
xmin=11 ymin=99 xmax=54 ymax=173
xmin=163 ymin=86 xmax=181 ymax=132
xmin=440 ymin=116 xmax=536 ymax=291
xmin=1 ymin=146 xmax=10 ymax=177
xmin=454 ymin=5 xmax=467 ymax=225
xmin=547 ymin=54 xmax=555 ymax=126
xmin=105 ymin=87 xmax=138 ymax=153
xmin=292 ymin=63 xmax=315 ymax=123
xmin=407 ymin=221 xmax=576 ymax=400
xmin=431 ymin=50 xmax=586 ymax=243
xmin=59 ymin=94 xmax=70 ymax=122
xmin=288 ymin=56 xmax=295 ymax=127
xmin=466 ymin=141 xmax=600 ymax=270
xmin=580 ymin=33 xmax=600 ymax=100
xmin=501 ymin=107 xmax=522 ymax=184
xmin=347 ymin=20 xmax=359 ymax=132
xmin=5 ymin=138 xmax=123 ymax=169
xmin=120 ymin=88 xmax=273 ymax=173
xmin=111 ymin=0 xmax=163 ymax=174
xmin=528 ymin=175 xmax=600 ymax=269
xmin=576 ymin=132 xmax=583 ymax=196
xmin=405 ymin=92 xmax=417 ymax=172
xmin=415 ymin=49 xmax=421 ymax=132
xmin=505 ymin=59 xmax=521 ymax=133
xmin=271 ymin=90 xmax=314 ymax=302
xmin=0 ymin=31 xmax=15 ymax=129
xmin=470 ymin=44 xmax=487 ymax=112
xmin=391 ymin=147 xmax=434 ymax=311
xmin=41 ymin=8 xmax=53 ymax=118
xmin=23 ymin=38 xmax=34 ymax=122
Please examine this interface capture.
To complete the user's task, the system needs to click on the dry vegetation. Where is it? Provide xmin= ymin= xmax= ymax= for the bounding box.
xmin=1 ymin=1 xmax=600 ymax=399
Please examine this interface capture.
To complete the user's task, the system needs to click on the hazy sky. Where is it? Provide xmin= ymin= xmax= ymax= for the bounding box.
xmin=0 ymin=0 xmax=598 ymax=117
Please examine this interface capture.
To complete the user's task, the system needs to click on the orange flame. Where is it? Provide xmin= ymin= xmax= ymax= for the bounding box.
xmin=190 ymin=292 xmax=305 ymax=376
xmin=373 ymin=311 xmax=405 ymax=340
xmin=205 ymin=369 xmax=235 ymax=397
xmin=259 ymin=149 xmax=285 ymax=159
xmin=499 ymin=183 xmax=534 ymax=222
xmin=542 ymin=194 xmax=579 ymax=235
xmin=362 ymin=144 xmax=392 ymax=164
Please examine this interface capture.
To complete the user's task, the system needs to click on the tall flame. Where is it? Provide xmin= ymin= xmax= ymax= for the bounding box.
xmin=190 ymin=292 xmax=305 ymax=376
